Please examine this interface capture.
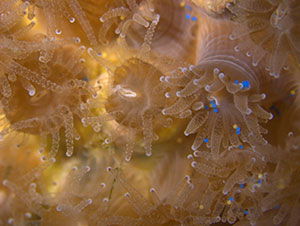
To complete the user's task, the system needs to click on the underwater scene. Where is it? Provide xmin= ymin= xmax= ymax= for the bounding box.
xmin=0 ymin=0 xmax=300 ymax=225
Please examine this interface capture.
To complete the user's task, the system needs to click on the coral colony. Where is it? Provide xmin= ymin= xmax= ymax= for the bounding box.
xmin=0 ymin=0 xmax=300 ymax=225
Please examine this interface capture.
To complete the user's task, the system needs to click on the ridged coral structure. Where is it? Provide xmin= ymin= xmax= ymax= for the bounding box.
xmin=226 ymin=0 xmax=300 ymax=77
xmin=0 ymin=0 xmax=300 ymax=226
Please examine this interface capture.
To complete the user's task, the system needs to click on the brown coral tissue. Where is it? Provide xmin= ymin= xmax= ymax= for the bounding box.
xmin=1 ymin=0 xmax=300 ymax=225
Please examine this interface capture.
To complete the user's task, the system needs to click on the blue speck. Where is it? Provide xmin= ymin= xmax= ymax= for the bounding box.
xmin=236 ymin=130 xmax=240 ymax=135
xmin=229 ymin=197 xmax=234 ymax=202
xmin=239 ymin=145 xmax=243 ymax=149
xmin=204 ymin=105 xmax=209 ymax=110
xmin=84 ymin=77 xmax=88 ymax=82
xmin=210 ymin=100 xmax=215 ymax=104
xmin=234 ymin=80 xmax=239 ymax=84
xmin=213 ymin=108 xmax=218 ymax=113
xmin=240 ymin=184 xmax=245 ymax=188
xmin=186 ymin=5 xmax=192 ymax=11
xmin=244 ymin=210 xmax=248 ymax=215
xmin=212 ymin=104 xmax=217 ymax=108
xmin=186 ymin=14 xmax=191 ymax=20
xmin=257 ymin=180 xmax=262 ymax=184
xmin=241 ymin=81 xmax=250 ymax=90
xmin=204 ymin=138 xmax=209 ymax=143
xmin=236 ymin=127 xmax=241 ymax=131
xmin=192 ymin=16 xmax=197 ymax=21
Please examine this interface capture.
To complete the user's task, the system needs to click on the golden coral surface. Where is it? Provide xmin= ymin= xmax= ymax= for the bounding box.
xmin=0 ymin=0 xmax=300 ymax=225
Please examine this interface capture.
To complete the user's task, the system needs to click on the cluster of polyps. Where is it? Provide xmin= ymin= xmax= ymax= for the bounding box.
xmin=226 ymin=0 xmax=300 ymax=77
xmin=1 ymin=0 xmax=300 ymax=226
xmin=0 ymin=37 xmax=99 ymax=158
xmin=99 ymin=0 xmax=199 ymax=62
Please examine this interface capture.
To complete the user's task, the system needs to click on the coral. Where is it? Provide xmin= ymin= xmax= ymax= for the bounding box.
xmin=163 ymin=17 xmax=273 ymax=154
xmin=104 ymin=57 xmax=173 ymax=159
xmin=0 ymin=36 xmax=100 ymax=157
xmin=0 ymin=0 xmax=300 ymax=226
xmin=226 ymin=0 xmax=300 ymax=77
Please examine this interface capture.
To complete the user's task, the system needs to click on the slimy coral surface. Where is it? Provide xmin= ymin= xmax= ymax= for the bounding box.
xmin=0 ymin=0 xmax=300 ymax=226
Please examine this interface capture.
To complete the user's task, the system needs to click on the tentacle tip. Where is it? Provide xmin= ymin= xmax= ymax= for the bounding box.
xmin=2 ymin=179 xmax=8 ymax=186
xmin=191 ymin=161 xmax=197 ymax=168
xmin=184 ymin=130 xmax=190 ymax=136
xmin=246 ymin=109 xmax=252 ymax=115
xmin=191 ymin=145 xmax=197 ymax=151
xmin=269 ymin=113 xmax=273 ymax=120
xmin=229 ymin=34 xmax=236 ymax=41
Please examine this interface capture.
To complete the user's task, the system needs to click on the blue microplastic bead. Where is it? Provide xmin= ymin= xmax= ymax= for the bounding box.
xmin=213 ymin=108 xmax=218 ymax=113
xmin=204 ymin=138 xmax=209 ymax=143
xmin=186 ymin=14 xmax=191 ymax=19
xmin=242 ymin=80 xmax=250 ymax=89
xmin=239 ymin=145 xmax=243 ymax=149
xmin=192 ymin=16 xmax=197 ymax=21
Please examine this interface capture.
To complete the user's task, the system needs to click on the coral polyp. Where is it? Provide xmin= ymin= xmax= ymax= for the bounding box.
xmin=163 ymin=24 xmax=273 ymax=154
xmin=227 ymin=0 xmax=300 ymax=77
xmin=0 ymin=1 xmax=300 ymax=226
xmin=0 ymin=38 xmax=98 ymax=158
xmin=99 ymin=0 xmax=199 ymax=62
xmin=105 ymin=57 xmax=171 ymax=159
